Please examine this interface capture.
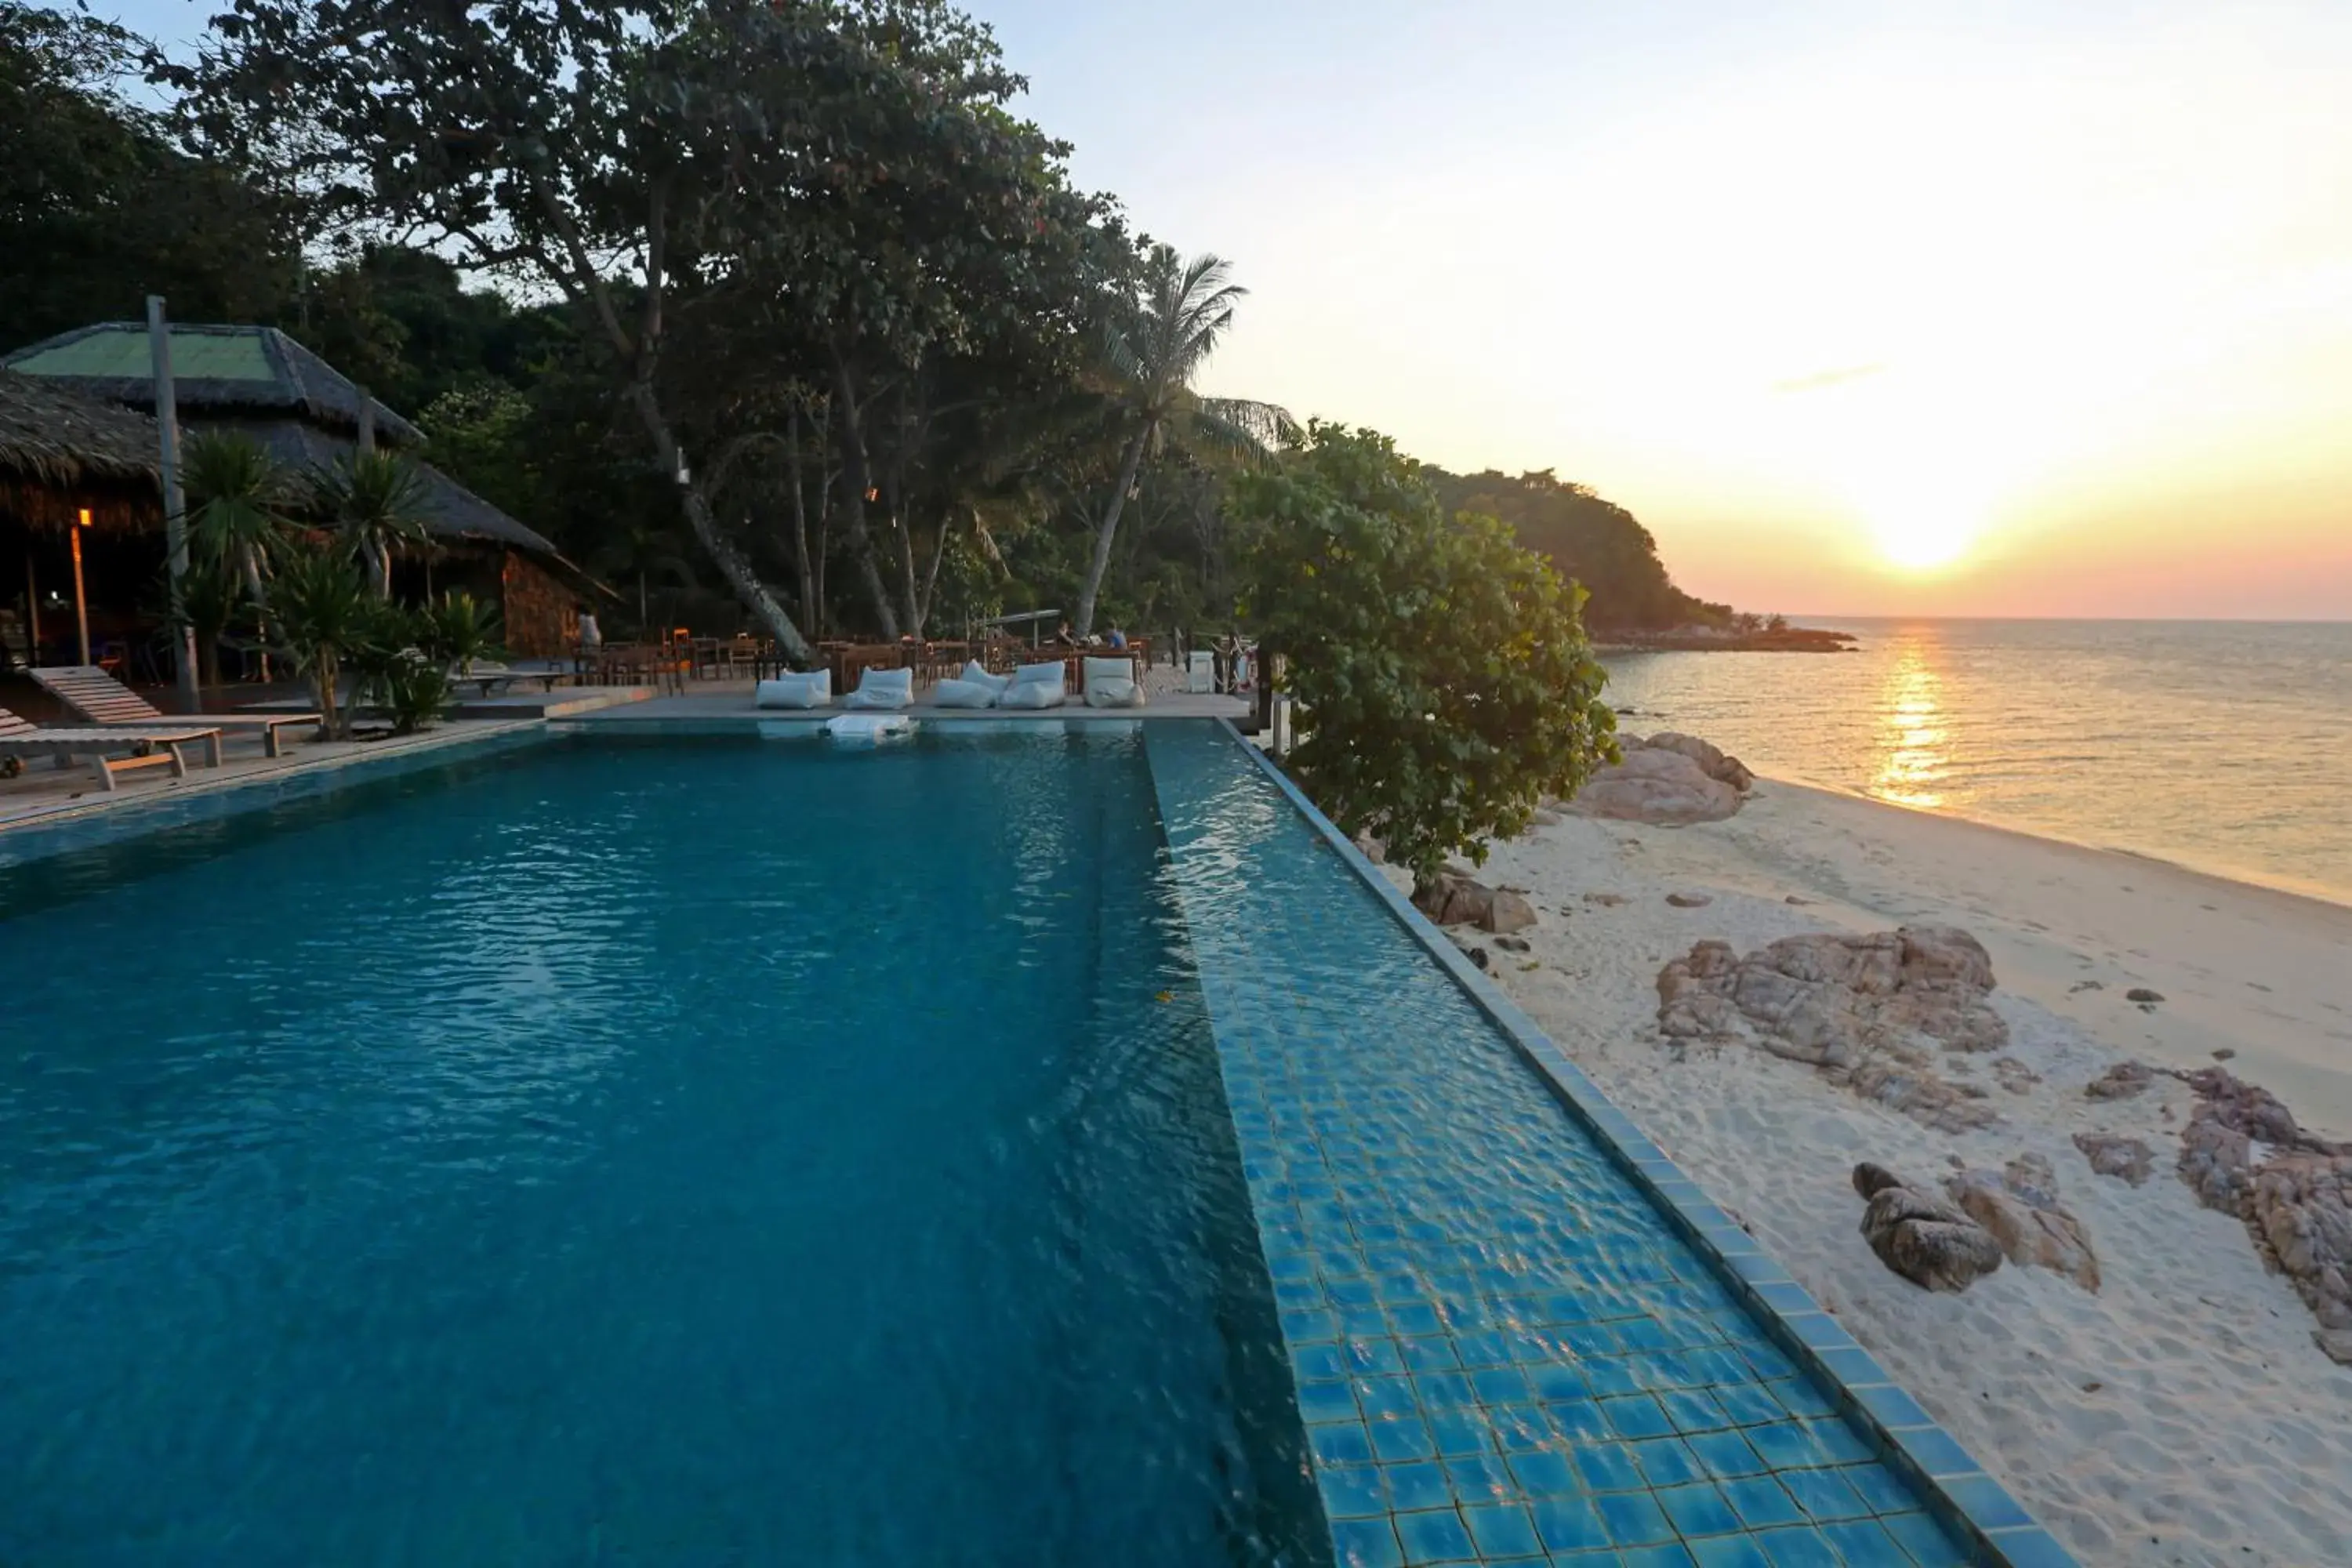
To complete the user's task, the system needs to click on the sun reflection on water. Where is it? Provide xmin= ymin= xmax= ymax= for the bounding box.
xmin=1871 ymin=641 xmax=1951 ymax=808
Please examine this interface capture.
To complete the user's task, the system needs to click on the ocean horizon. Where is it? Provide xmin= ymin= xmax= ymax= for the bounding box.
xmin=1599 ymin=615 xmax=2352 ymax=908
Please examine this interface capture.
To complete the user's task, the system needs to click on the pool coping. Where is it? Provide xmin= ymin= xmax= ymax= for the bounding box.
xmin=1211 ymin=720 xmax=2075 ymax=1568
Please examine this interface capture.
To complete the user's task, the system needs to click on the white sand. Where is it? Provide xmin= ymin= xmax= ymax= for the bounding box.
xmin=1402 ymin=779 xmax=2352 ymax=1566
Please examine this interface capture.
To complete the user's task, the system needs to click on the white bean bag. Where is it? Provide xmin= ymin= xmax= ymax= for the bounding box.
xmin=931 ymin=677 xmax=995 ymax=709
xmin=996 ymin=679 xmax=1066 ymax=710
xmin=959 ymin=661 xmax=1012 ymax=699
xmin=1083 ymin=656 xmax=1145 ymax=709
xmin=1014 ymin=661 xmax=1066 ymax=690
xmin=844 ymin=666 xmax=914 ymax=710
xmin=755 ymin=670 xmax=833 ymax=709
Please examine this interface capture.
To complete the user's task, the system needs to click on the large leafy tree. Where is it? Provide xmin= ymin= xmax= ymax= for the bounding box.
xmin=1236 ymin=424 xmax=1618 ymax=893
xmin=1071 ymin=244 xmax=1292 ymax=638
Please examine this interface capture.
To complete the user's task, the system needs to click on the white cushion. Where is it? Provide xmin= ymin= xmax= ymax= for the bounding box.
xmin=1014 ymin=661 xmax=1065 ymax=691
xmin=996 ymin=679 xmax=1065 ymax=710
xmin=1084 ymin=677 xmax=1142 ymax=709
xmin=756 ymin=671 xmax=832 ymax=709
xmin=844 ymin=667 xmax=913 ymax=710
xmin=960 ymin=660 xmax=1011 ymax=699
xmin=930 ymin=677 xmax=995 ymax=709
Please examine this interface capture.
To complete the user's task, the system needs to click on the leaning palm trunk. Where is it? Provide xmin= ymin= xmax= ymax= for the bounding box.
xmin=1073 ymin=424 xmax=1152 ymax=639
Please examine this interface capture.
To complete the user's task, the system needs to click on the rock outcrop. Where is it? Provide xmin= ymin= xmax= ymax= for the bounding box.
xmin=1947 ymin=1155 xmax=2101 ymax=1291
xmin=1566 ymin=731 xmax=1755 ymax=826
xmin=1657 ymin=927 xmax=2010 ymax=1131
xmin=1415 ymin=870 xmax=1537 ymax=935
xmin=2085 ymin=1061 xmax=2155 ymax=1100
xmin=2073 ymin=1132 xmax=2154 ymax=1187
xmin=2176 ymin=1069 xmax=2352 ymax=1358
xmin=1853 ymin=1163 xmax=2005 ymax=1292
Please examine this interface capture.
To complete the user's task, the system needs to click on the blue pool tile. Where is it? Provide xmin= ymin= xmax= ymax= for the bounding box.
xmin=1470 ymin=1366 xmax=1534 ymax=1405
xmin=1370 ymin=1419 xmax=1438 ymax=1463
xmin=1427 ymin=1410 xmax=1494 ymax=1458
xmin=1530 ymin=1496 xmax=1611 ymax=1553
xmin=1621 ymin=1545 xmax=1700 ymax=1568
xmin=1283 ymin=1307 xmax=1341 ymax=1342
xmin=1780 ymin=1468 xmax=1874 ymax=1523
xmin=1655 ymin=1480 xmax=1743 ymax=1538
xmin=1878 ymin=1512 xmax=1971 ymax=1566
xmin=1943 ymin=1472 xmax=2034 ymax=1534
xmin=1984 ymin=1525 xmax=2081 ymax=1567
xmin=1849 ymin=1384 xmax=1933 ymax=1433
xmin=1385 ymin=1459 xmax=1453 ymax=1512
xmin=1395 ymin=1507 xmax=1478 ymax=1565
xmin=1688 ymin=1428 xmax=1769 ymax=1479
xmin=1661 ymin=1388 xmax=1733 ymax=1432
xmin=1891 ymin=1425 xmax=1981 ymax=1480
xmin=1300 ymin=1379 xmax=1361 ymax=1421
xmin=1627 ymin=1436 xmax=1707 ymax=1487
xmin=1744 ymin=1421 xmax=1829 ymax=1469
xmin=1347 ymin=1338 xmax=1408 ymax=1375
xmin=1417 ymin=1370 xmax=1475 ymax=1408
xmin=1451 ymin=1330 xmax=1513 ymax=1369
xmin=1359 ymin=1375 xmax=1421 ymax=1421
xmin=1330 ymin=1516 xmax=1405 ymax=1568
xmin=1599 ymin=1393 xmax=1676 ymax=1439
xmin=1388 ymin=1302 xmax=1444 ymax=1337
xmin=1800 ymin=1417 xmax=1877 ymax=1465
xmin=1720 ymin=1476 xmax=1807 ymax=1530
xmin=1295 ymin=1342 xmax=1350 ymax=1381
xmin=1399 ymin=1336 xmax=1461 ymax=1372
xmin=1323 ymin=1465 xmax=1390 ymax=1519
xmin=1444 ymin=1451 xmax=1516 ymax=1503
xmin=1844 ymin=1460 xmax=1923 ymax=1515
xmin=1573 ymin=1441 xmax=1646 ymax=1493
xmin=1751 ymin=1525 xmax=1842 ymax=1567
xmin=1529 ymin=1365 xmax=1588 ymax=1403
xmin=1818 ymin=1518 xmax=1904 ymax=1561
xmin=1595 ymin=1490 xmax=1677 ymax=1547
xmin=1462 ymin=1502 xmax=1543 ymax=1558
xmin=1686 ymin=1536 xmax=1774 ymax=1568
xmin=1312 ymin=1421 xmax=1376 ymax=1466
xmin=1504 ymin=1448 xmax=1577 ymax=1497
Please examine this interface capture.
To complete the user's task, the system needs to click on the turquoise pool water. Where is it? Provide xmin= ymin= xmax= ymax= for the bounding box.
xmin=0 ymin=730 xmax=1323 ymax=1566
xmin=0 ymin=721 xmax=2032 ymax=1567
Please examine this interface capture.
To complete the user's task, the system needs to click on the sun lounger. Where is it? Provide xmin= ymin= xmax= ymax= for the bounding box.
xmin=0 ymin=705 xmax=221 ymax=790
xmin=1083 ymin=655 xmax=1145 ymax=709
xmin=30 ymin=664 xmax=318 ymax=757
xmin=449 ymin=660 xmax=568 ymax=698
xmin=843 ymin=666 xmax=915 ymax=711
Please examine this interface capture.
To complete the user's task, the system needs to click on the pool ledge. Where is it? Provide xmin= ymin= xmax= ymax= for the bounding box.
xmin=1213 ymin=720 xmax=2076 ymax=1568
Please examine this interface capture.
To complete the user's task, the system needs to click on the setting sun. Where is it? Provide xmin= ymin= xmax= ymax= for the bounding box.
xmin=1871 ymin=506 xmax=1977 ymax=571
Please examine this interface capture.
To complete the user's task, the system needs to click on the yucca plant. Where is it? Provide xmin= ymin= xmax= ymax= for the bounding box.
xmin=265 ymin=546 xmax=376 ymax=738
xmin=309 ymin=449 xmax=432 ymax=598
xmin=184 ymin=431 xmax=297 ymax=678
xmin=415 ymin=590 xmax=503 ymax=673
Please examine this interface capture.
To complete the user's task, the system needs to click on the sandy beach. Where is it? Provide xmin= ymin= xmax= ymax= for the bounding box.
xmin=1399 ymin=776 xmax=2352 ymax=1566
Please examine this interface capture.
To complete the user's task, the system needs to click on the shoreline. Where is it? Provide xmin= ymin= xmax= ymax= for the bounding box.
xmin=1403 ymin=771 xmax=2352 ymax=1565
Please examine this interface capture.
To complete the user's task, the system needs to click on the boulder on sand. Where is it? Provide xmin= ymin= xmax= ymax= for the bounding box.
xmin=1566 ymin=732 xmax=1755 ymax=825
xmin=1656 ymin=926 xmax=2009 ymax=1131
xmin=1414 ymin=869 xmax=1537 ymax=934
xmin=1947 ymin=1154 xmax=2102 ymax=1291
xmin=2176 ymin=1068 xmax=2352 ymax=1352
xmin=1853 ymin=1163 xmax=2005 ymax=1292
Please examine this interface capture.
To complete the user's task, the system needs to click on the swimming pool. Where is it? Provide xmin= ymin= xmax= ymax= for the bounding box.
xmin=0 ymin=722 xmax=2056 ymax=1566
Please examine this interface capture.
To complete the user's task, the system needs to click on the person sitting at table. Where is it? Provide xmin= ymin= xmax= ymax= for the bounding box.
xmin=1105 ymin=625 xmax=1128 ymax=650
xmin=1054 ymin=619 xmax=1079 ymax=648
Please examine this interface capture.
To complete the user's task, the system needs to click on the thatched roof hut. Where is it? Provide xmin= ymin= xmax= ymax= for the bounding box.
xmin=2 ymin=322 xmax=552 ymax=554
xmin=0 ymin=371 xmax=162 ymax=532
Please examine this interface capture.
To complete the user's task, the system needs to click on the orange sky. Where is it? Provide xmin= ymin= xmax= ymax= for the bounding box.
xmin=995 ymin=0 xmax=2352 ymax=619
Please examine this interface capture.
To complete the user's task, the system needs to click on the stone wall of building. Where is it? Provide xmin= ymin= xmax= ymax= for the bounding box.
xmin=501 ymin=550 xmax=578 ymax=659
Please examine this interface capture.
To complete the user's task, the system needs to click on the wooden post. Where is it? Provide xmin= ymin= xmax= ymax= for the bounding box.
xmin=71 ymin=509 xmax=91 ymax=666
xmin=147 ymin=296 xmax=200 ymax=706
xmin=23 ymin=548 xmax=38 ymax=650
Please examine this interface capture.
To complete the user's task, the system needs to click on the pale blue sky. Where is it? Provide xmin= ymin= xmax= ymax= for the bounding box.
xmin=98 ymin=2 xmax=2352 ymax=615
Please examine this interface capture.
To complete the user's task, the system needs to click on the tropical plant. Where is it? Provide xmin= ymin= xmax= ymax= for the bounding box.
xmin=183 ymin=431 xmax=296 ymax=604
xmin=379 ymin=659 xmax=452 ymax=735
xmin=415 ymin=590 xmax=502 ymax=672
xmin=1236 ymin=424 xmax=1618 ymax=895
xmin=1073 ymin=245 xmax=1293 ymax=637
xmin=263 ymin=545 xmax=376 ymax=738
xmin=308 ymin=448 xmax=431 ymax=598
xmin=166 ymin=561 xmax=244 ymax=689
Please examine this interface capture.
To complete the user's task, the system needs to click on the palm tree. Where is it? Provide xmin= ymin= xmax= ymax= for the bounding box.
xmin=1073 ymin=245 xmax=1294 ymax=638
xmin=184 ymin=431 xmax=296 ymax=680
xmin=310 ymin=449 xmax=432 ymax=598
xmin=265 ymin=546 xmax=376 ymax=738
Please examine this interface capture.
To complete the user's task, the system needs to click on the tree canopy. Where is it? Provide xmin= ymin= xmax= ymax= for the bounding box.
xmin=2 ymin=0 xmax=1732 ymax=658
xmin=1236 ymin=426 xmax=1618 ymax=887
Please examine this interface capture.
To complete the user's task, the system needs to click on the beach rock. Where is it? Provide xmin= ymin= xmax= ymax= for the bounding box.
xmin=2126 ymin=988 xmax=2165 ymax=1004
xmin=1494 ymin=935 xmax=1531 ymax=953
xmin=1853 ymin=1163 xmax=2005 ymax=1292
xmin=1584 ymin=891 xmax=1629 ymax=908
xmin=1666 ymin=892 xmax=1712 ymax=908
xmin=1353 ymin=833 xmax=1386 ymax=864
xmin=1568 ymin=746 xmax=1744 ymax=825
xmin=1655 ymin=927 xmax=2010 ymax=1132
xmin=1947 ymin=1156 xmax=2102 ymax=1291
xmin=2085 ymin=1062 xmax=2156 ymax=1101
xmin=2212 ymin=1047 xmax=2238 ymax=1062
xmin=1642 ymin=731 xmax=1758 ymax=793
xmin=1528 ymin=809 xmax=1562 ymax=828
xmin=2314 ymin=1330 xmax=2352 ymax=1367
xmin=1414 ymin=872 xmax=1537 ymax=934
xmin=1993 ymin=1057 xmax=2042 ymax=1094
xmin=2074 ymin=1133 xmax=2154 ymax=1187
xmin=1466 ymin=947 xmax=1490 ymax=972
xmin=2177 ymin=1068 xmax=2352 ymax=1343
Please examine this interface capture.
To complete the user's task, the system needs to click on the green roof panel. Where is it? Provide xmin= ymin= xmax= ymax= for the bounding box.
xmin=11 ymin=327 xmax=274 ymax=383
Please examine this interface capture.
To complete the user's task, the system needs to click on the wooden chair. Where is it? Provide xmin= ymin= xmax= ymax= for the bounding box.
xmin=0 ymin=705 xmax=222 ymax=791
xmin=29 ymin=666 xmax=318 ymax=758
